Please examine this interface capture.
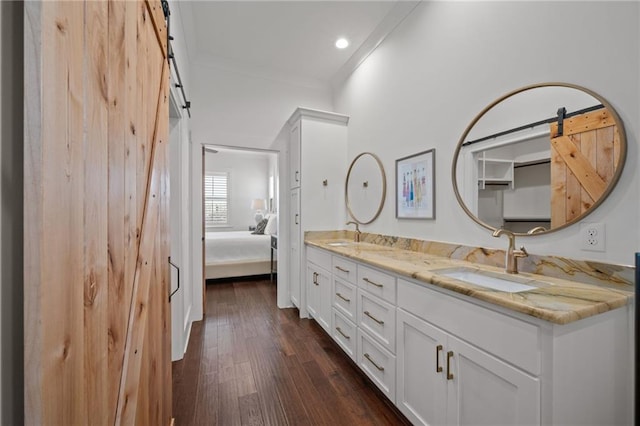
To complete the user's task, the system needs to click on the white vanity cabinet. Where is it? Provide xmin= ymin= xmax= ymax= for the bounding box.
xmin=287 ymin=108 xmax=348 ymax=315
xmin=396 ymin=277 xmax=630 ymax=426
xmin=308 ymin=246 xmax=631 ymax=426
xmin=306 ymin=247 xmax=332 ymax=333
xmin=396 ymin=308 xmax=539 ymax=426
xmin=331 ymin=256 xmax=358 ymax=361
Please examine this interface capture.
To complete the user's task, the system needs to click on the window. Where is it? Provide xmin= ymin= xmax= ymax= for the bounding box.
xmin=204 ymin=172 xmax=229 ymax=226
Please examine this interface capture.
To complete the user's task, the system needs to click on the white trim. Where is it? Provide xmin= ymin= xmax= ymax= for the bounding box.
xmin=286 ymin=107 xmax=350 ymax=126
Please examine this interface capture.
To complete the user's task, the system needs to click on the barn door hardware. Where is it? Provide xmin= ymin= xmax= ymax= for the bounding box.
xmin=168 ymin=256 xmax=180 ymax=301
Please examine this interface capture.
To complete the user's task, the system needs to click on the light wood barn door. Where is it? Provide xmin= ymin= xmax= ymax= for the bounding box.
xmin=549 ymin=108 xmax=620 ymax=228
xmin=24 ymin=1 xmax=171 ymax=425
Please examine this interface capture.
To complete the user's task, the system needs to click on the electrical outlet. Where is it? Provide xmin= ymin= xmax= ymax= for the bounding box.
xmin=580 ymin=222 xmax=605 ymax=252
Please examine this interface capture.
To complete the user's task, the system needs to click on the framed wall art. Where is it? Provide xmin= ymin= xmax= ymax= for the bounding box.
xmin=395 ymin=149 xmax=435 ymax=219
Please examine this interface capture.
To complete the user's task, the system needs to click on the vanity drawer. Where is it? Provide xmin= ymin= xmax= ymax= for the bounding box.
xmin=332 ymin=308 xmax=356 ymax=361
xmin=306 ymin=246 xmax=331 ymax=271
xmin=357 ymin=264 xmax=396 ymax=304
xmin=357 ymin=328 xmax=396 ymax=403
xmin=333 ymin=256 xmax=357 ymax=284
xmin=357 ymin=289 xmax=396 ymax=353
xmin=397 ymin=278 xmax=540 ymax=375
xmin=333 ymin=277 xmax=357 ymax=322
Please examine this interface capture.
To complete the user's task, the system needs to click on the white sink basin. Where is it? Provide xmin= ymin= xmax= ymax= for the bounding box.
xmin=327 ymin=241 xmax=354 ymax=247
xmin=434 ymin=268 xmax=538 ymax=293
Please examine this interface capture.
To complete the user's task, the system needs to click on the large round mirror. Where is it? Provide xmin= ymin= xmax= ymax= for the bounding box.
xmin=346 ymin=152 xmax=387 ymax=224
xmin=452 ymin=83 xmax=627 ymax=235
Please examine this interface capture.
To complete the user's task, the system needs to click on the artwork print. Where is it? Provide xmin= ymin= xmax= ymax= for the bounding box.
xmin=396 ymin=149 xmax=435 ymax=219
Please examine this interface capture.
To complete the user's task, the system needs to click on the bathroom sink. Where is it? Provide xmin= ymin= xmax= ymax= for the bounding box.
xmin=433 ymin=267 xmax=538 ymax=293
xmin=326 ymin=241 xmax=356 ymax=247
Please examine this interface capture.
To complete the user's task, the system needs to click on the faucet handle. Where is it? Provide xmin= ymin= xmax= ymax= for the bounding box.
xmin=515 ymin=245 xmax=529 ymax=258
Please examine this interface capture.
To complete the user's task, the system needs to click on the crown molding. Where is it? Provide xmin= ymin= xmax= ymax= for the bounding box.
xmin=286 ymin=107 xmax=349 ymax=127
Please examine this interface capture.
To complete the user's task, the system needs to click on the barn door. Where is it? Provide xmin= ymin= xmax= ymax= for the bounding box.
xmin=24 ymin=1 xmax=171 ymax=425
xmin=549 ymin=108 xmax=621 ymax=228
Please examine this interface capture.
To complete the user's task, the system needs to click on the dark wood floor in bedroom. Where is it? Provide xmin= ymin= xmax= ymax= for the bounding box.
xmin=172 ymin=277 xmax=410 ymax=426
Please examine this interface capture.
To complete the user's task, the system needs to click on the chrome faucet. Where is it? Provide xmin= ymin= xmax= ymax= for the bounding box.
xmin=346 ymin=221 xmax=361 ymax=243
xmin=492 ymin=228 xmax=528 ymax=274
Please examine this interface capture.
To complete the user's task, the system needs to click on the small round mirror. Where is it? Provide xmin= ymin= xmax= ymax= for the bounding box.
xmin=345 ymin=152 xmax=387 ymax=225
xmin=452 ymin=82 xmax=626 ymax=235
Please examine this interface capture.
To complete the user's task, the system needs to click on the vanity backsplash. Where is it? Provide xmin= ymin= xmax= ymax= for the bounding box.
xmin=305 ymin=230 xmax=634 ymax=291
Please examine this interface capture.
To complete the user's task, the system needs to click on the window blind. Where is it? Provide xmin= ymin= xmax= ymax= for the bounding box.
xmin=204 ymin=172 xmax=229 ymax=226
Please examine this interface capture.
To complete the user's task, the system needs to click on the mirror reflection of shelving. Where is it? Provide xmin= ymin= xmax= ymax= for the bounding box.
xmin=477 ymin=152 xmax=514 ymax=189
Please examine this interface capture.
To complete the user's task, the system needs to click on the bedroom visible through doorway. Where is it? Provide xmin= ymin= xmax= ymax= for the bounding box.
xmin=202 ymin=145 xmax=279 ymax=292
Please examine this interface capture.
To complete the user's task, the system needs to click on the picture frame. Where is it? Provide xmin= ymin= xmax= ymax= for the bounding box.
xmin=395 ymin=149 xmax=435 ymax=219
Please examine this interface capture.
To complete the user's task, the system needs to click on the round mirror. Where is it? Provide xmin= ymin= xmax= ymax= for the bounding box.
xmin=452 ymin=82 xmax=627 ymax=235
xmin=345 ymin=152 xmax=387 ymax=224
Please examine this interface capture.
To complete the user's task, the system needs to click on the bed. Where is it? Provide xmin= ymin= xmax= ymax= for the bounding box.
xmin=205 ymin=230 xmax=273 ymax=279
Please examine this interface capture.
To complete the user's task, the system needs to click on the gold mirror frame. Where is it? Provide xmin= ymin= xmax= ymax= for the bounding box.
xmin=451 ymin=82 xmax=627 ymax=236
xmin=345 ymin=152 xmax=387 ymax=225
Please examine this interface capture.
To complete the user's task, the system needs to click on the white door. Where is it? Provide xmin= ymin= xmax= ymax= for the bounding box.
xmin=396 ymin=309 xmax=448 ymax=426
xmin=446 ymin=336 xmax=540 ymax=426
xmin=169 ymin=91 xmax=193 ymax=362
xmin=289 ymin=188 xmax=301 ymax=307
xmin=290 ymin=123 xmax=301 ymax=189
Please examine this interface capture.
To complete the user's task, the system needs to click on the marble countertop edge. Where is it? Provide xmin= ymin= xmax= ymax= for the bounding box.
xmin=305 ymin=239 xmax=633 ymax=325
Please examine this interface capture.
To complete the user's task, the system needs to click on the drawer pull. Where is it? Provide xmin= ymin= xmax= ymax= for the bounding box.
xmin=446 ymin=351 xmax=454 ymax=380
xmin=436 ymin=344 xmax=443 ymax=373
xmin=313 ymin=272 xmax=319 ymax=286
xmin=336 ymin=292 xmax=351 ymax=303
xmin=364 ymin=310 xmax=384 ymax=325
xmin=335 ymin=265 xmax=350 ymax=273
xmin=363 ymin=277 xmax=383 ymax=288
xmin=335 ymin=326 xmax=350 ymax=340
xmin=364 ymin=353 xmax=385 ymax=372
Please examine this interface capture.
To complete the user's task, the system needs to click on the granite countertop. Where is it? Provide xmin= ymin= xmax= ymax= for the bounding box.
xmin=305 ymin=238 xmax=633 ymax=325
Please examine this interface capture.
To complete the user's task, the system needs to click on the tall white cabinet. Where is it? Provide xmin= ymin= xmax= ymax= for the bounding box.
xmin=287 ymin=108 xmax=349 ymax=316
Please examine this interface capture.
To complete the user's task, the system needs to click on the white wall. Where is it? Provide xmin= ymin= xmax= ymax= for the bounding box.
xmin=333 ymin=1 xmax=639 ymax=265
xmin=0 ymin=2 xmax=23 ymax=424
xmin=205 ymin=149 xmax=272 ymax=231
xmin=190 ymin=59 xmax=333 ymax=150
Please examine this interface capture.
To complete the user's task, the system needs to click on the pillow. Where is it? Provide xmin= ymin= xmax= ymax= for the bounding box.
xmin=252 ymin=218 xmax=269 ymax=234
xmin=264 ymin=214 xmax=277 ymax=235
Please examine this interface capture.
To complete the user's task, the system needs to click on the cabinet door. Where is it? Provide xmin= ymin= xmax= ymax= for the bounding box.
xmin=289 ymin=189 xmax=301 ymax=307
xmin=290 ymin=122 xmax=301 ymax=189
xmin=306 ymin=264 xmax=319 ymax=319
xmin=446 ymin=337 xmax=540 ymax=426
xmin=317 ymin=266 xmax=332 ymax=332
xmin=396 ymin=309 xmax=448 ymax=426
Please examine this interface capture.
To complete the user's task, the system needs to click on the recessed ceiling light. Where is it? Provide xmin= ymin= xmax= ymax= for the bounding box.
xmin=335 ymin=38 xmax=349 ymax=49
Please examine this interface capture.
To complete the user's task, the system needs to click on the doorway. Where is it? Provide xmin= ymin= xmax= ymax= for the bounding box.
xmin=199 ymin=145 xmax=279 ymax=305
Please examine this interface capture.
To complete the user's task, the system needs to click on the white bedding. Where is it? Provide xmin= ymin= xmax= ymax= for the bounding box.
xmin=205 ymin=231 xmax=271 ymax=265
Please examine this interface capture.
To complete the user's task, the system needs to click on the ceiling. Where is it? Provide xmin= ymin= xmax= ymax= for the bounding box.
xmin=177 ymin=1 xmax=418 ymax=85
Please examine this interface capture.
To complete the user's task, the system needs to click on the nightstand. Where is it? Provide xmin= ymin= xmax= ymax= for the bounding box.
xmin=270 ymin=235 xmax=278 ymax=282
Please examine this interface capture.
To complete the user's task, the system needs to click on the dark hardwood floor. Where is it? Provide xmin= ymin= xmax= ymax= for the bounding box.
xmin=172 ymin=277 xmax=411 ymax=426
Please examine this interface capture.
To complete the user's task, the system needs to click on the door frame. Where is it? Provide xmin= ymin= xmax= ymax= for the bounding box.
xmin=198 ymin=144 xmax=280 ymax=301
